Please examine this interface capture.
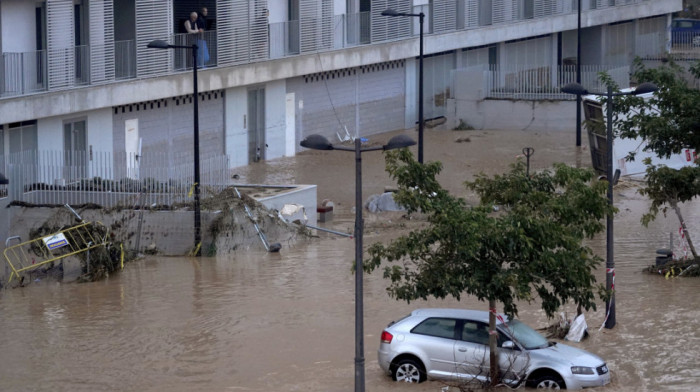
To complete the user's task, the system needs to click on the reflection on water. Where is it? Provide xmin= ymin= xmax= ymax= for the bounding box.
xmin=1 ymin=130 xmax=698 ymax=391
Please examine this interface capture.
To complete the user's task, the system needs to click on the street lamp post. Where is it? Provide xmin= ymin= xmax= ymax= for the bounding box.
xmin=576 ymin=0 xmax=582 ymax=147
xmin=561 ymin=81 xmax=658 ymax=329
xmin=299 ymin=134 xmax=416 ymax=392
xmin=147 ymin=39 xmax=202 ymax=256
xmin=382 ymin=9 xmax=425 ymax=163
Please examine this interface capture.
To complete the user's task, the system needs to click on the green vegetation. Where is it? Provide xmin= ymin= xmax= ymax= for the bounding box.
xmin=365 ymin=150 xmax=612 ymax=385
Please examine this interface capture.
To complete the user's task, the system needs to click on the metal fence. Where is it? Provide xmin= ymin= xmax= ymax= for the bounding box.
xmin=669 ymin=31 xmax=700 ymax=57
xmin=483 ymin=64 xmax=630 ymax=100
xmin=0 ymin=0 xmax=662 ymax=101
xmin=3 ymin=150 xmax=232 ymax=208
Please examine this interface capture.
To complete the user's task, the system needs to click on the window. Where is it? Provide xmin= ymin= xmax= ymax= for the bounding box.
xmin=461 ymin=320 xmax=509 ymax=347
xmin=412 ymin=318 xmax=457 ymax=339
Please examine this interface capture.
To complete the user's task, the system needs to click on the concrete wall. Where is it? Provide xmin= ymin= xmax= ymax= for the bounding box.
xmin=112 ymin=92 xmax=225 ymax=159
xmin=255 ymin=184 xmax=318 ymax=226
xmin=447 ymin=69 xmax=577 ymax=132
xmin=1 ymin=0 xmax=36 ymax=53
xmin=0 ymin=183 xmax=318 ymax=283
xmin=287 ymin=61 xmax=406 ymax=145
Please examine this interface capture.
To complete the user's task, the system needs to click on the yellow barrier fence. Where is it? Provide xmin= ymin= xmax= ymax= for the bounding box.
xmin=4 ymin=221 xmax=109 ymax=284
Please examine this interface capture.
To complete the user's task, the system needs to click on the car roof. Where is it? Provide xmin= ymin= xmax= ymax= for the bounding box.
xmin=410 ymin=308 xmax=510 ymax=324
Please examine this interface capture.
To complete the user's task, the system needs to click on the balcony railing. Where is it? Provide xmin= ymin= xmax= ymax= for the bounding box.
xmin=0 ymin=0 xmax=670 ymax=101
xmin=1 ymin=50 xmax=47 ymax=98
xmin=115 ymin=40 xmax=137 ymax=80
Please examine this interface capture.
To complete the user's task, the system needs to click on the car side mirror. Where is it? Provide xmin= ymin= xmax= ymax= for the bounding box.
xmin=502 ymin=340 xmax=517 ymax=350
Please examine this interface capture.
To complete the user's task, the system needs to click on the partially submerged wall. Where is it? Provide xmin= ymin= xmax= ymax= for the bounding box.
xmin=446 ymin=68 xmax=578 ymax=132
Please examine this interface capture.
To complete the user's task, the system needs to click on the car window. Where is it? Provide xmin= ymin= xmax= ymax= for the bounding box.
xmin=461 ymin=321 xmax=490 ymax=345
xmin=411 ymin=318 xmax=457 ymax=340
xmin=504 ymin=319 xmax=549 ymax=349
xmin=461 ymin=321 xmax=508 ymax=347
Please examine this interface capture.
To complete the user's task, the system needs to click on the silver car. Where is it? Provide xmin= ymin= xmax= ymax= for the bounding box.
xmin=378 ymin=308 xmax=611 ymax=389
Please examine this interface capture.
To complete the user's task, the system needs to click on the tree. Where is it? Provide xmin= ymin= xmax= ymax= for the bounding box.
xmin=364 ymin=150 xmax=613 ymax=386
xmin=613 ymin=59 xmax=700 ymax=259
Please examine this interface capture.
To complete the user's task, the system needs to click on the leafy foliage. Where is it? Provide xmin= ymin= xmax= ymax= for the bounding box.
xmin=614 ymin=59 xmax=700 ymax=159
xmin=639 ymin=161 xmax=700 ymax=226
xmin=609 ymin=59 xmax=699 ymax=258
xmin=364 ymin=149 xmax=612 ymax=319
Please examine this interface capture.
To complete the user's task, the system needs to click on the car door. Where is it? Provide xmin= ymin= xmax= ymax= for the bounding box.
xmin=454 ymin=320 xmax=490 ymax=382
xmin=454 ymin=321 xmax=530 ymax=384
xmin=496 ymin=332 xmax=530 ymax=385
xmin=409 ymin=317 xmax=459 ymax=378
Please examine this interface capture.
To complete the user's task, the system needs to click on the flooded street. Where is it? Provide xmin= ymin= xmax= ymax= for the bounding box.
xmin=1 ymin=129 xmax=698 ymax=391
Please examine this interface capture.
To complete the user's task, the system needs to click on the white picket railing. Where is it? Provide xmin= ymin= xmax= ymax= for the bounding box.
xmin=3 ymin=150 xmax=232 ymax=208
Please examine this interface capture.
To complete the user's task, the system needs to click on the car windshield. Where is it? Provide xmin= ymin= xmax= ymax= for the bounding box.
xmin=505 ymin=319 xmax=549 ymax=350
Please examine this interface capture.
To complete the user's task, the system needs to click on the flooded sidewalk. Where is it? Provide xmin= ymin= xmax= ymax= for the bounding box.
xmin=1 ymin=129 xmax=698 ymax=391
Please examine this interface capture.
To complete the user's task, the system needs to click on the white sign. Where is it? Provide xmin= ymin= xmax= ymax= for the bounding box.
xmin=42 ymin=233 xmax=70 ymax=251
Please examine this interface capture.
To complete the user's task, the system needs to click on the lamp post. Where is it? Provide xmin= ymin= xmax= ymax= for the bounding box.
xmin=561 ymin=81 xmax=658 ymax=329
xmin=382 ymin=8 xmax=425 ymax=163
xmin=299 ymin=134 xmax=416 ymax=392
xmin=576 ymin=0 xmax=582 ymax=147
xmin=147 ymin=39 xmax=201 ymax=256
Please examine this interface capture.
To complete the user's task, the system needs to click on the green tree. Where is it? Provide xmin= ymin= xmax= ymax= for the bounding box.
xmin=365 ymin=150 xmax=612 ymax=386
xmin=613 ymin=59 xmax=699 ymax=259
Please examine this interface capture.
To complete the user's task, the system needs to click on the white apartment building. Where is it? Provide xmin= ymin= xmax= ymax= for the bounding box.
xmin=0 ymin=0 xmax=682 ymax=193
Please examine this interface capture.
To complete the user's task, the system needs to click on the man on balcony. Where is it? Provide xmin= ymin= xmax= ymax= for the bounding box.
xmin=184 ymin=12 xmax=209 ymax=68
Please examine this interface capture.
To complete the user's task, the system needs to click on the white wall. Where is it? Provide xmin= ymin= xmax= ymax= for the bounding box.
xmin=37 ymin=108 xmax=113 ymax=153
xmin=225 ymin=87 xmax=248 ymax=168
xmin=264 ymin=79 xmax=288 ymax=160
xmin=2 ymin=0 xmax=37 ymax=52
xmin=35 ymin=108 xmax=114 ymax=182
xmin=267 ymin=0 xmax=287 ymax=24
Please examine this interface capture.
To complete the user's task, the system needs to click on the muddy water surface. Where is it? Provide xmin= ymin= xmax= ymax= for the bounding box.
xmin=1 ymin=130 xmax=698 ymax=391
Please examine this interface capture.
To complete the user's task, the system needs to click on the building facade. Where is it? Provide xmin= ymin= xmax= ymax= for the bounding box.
xmin=0 ymin=0 xmax=682 ymax=192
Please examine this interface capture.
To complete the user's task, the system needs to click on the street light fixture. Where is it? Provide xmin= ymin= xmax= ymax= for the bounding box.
xmin=299 ymin=133 xmax=416 ymax=392
xmin=382 ymin=8 xmax=425 ymax=163
xmin=561 ymin=81 xmax=658 ymax=329
xmin=147 ymin=39 xmax=202 ymax=256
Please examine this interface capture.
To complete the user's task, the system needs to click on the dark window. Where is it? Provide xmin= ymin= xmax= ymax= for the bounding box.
xmin=461 ymin=321 xmax=490 ymax=345
xmin=412 ymin=318 xmax=457 ymax=339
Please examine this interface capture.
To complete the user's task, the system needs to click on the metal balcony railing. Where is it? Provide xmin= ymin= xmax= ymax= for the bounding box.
xmin=0 ymin=0 xmax=671 ymax=101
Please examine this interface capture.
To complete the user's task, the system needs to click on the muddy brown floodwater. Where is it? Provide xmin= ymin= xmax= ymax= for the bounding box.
xmin=1 ymin=129 xmax=698 ymax=392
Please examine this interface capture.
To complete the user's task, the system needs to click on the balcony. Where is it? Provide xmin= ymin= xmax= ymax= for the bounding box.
xmin=0 ymin=0 xmax=672 ymax=101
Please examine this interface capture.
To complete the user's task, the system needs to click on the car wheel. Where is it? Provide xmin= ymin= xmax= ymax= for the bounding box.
xmin=392 ymin=358 xmax=426 ymax=383
xmin=534 ymin=374 xmax=565 ymax=389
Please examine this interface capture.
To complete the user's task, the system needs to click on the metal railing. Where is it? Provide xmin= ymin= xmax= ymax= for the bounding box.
xmin=115 ymin=40 xmax=137 ymax=79
xmin=269 ymin=20 xmax=300 ymax=58
xmin=172 ymin=30 xmax=218 ymax=70
xmin=484 ymin=64 xmax=630 ymax=99
xmin=670 ymin=31 xmax=700 ymax=56
xmin=0 ymin=50 xmax=47 ymax=98
xmin=4 ymin=150 xmax=232 ymax=208
xmin=0 ymin=0 xmax=662 ymax=100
